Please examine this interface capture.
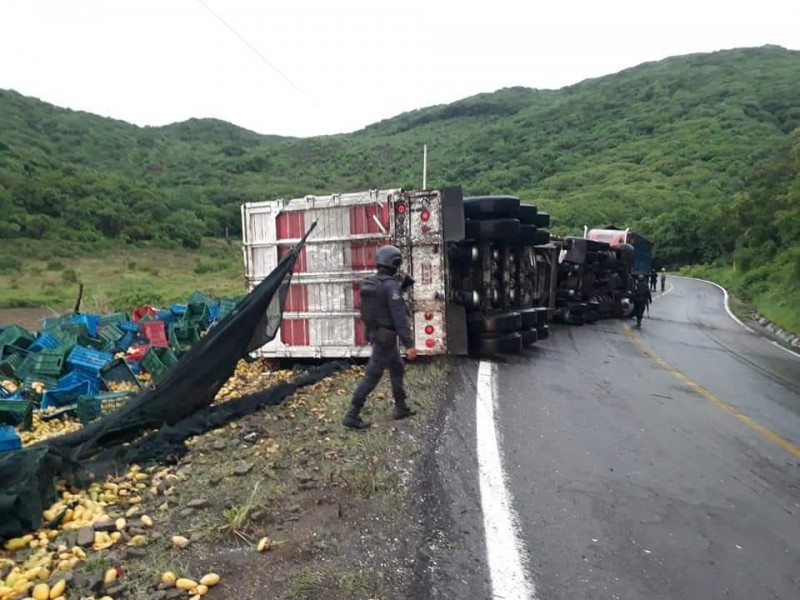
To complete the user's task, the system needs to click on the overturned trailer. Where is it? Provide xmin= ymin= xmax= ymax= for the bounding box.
xmin=242 ymin=188 xmax=558 ymax=358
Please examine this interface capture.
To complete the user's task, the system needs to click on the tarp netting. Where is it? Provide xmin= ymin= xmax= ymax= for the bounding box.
xmin=0 ymin=226 xmax=344 ymax=539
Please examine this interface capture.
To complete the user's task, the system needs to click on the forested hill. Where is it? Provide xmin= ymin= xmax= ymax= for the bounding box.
xmin=0 ymin=45 xmax=798 ymax=269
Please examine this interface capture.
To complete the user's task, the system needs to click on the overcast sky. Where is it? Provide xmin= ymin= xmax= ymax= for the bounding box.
xmin=1 ymin=0 xmax=798 ymax=138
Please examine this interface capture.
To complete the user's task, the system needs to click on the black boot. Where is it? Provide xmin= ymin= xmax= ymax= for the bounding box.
xmin=342 ymin=406 xmax=371 ymax=429
xmin=393 ymin=400 xmax=416 ymax=421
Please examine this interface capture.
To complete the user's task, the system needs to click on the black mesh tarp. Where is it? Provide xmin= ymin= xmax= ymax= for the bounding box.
xmin=0 ymin=227 xmax=332 ymax=539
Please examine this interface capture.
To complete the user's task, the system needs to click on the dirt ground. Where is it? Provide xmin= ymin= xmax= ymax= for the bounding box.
xmin=51 ymin=357 xmax=447 ymax=600
xmin=0 ymin=307 xmax=62 ymax=330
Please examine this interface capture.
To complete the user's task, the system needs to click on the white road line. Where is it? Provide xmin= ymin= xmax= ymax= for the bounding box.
xmin=672 ymin=276 xmax=800 ymax=360
xmin=672 ymin=275 xmax=754 ymax=332
xmin=476 ymin=360 xmax=536 ymax=600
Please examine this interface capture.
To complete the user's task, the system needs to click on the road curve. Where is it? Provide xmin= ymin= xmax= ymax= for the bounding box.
xmin=421 ymin=277 xmax=799 ymax=599
xmin=494 ymin=276 xmax=800 ymax=599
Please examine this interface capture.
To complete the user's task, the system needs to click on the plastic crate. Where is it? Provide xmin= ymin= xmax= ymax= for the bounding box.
xmin=119 ymin=321 xmax=140 ymax=333
xmin=0 ymin=353 xmax=25 ymax=379
xmin=0 ymin=326 xmax=34 ymax=350
xmin=2 ymin=344 xmax=30 ymax=359
xmin=98 ymin=312 xmax=129 ymax=327
xmin=216 ymin=298 xmax=238 ymax=321
xmin=181 ymin=302 xmax=209 ymax=327
xmin=100 ymin=358 xmax=142 ymax=391
xmin=41 ymin=380 xmax=93 ymax=410
xmin=141 ymin=347 xmax=178 ymax=380
xmin=188 ymin=291 xmax=219 ymax=309
xmin=76 ymin=391 xmax=134 ymax=424
xmin=141 ymin=321 xmax=169 ymax=348
xmin=125 ymin=343 xmax=150 ymax=363
xmin=170 ymin=303 xmax=187 ymax=317
xmin=19 ymin=350 xmax=65 ymax=378
xmin=132 ymin=306 xmax=158 ymax=323
xmin=71 ymin=314 xmax=101 ymax=337
xmin=169 ymin=322 xmax=200 ymax=354
xmin=116 ymin=331 xmax=135 ymax=352
xmin=28 ymin=332 xmax=60 ymax=353
xmin=58 ymin=370 xmax=101 ymax=395
xmin=156 ymin=309 xmax=175 ymax=324
xmin=0 ymin=383 xmax=12 ymax=398
xmin=0 ymin=396 xmax=33 ymax=430
xmin=99 ymin=323 xmax=125 ymax=345
xmin=0 ymin=425 xmax=22 ymax=453
xmin=67 ymin=346 xmax=114 ymax=375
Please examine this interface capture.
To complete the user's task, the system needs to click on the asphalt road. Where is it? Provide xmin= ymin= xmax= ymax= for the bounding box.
xmin=421 ymin=276 xmax=799 ymax=599
xmin=495 ymin=277 xmax=800 ymax=599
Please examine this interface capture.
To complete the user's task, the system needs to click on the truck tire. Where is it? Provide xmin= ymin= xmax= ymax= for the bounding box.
xmin=467 ymin=310 xmax=522 ymax=335
xmin=464 ymin=196 xmax=520 ymax=219
xmin=536 ymin=324 xmax=550 ymax=340
xmin=517 ymin=204 xmax=538 ymax=224
xmin=465 ymin=218 xmax=520 ymax=241
xmin=521 ymin=328 xmax=538 ymax=346
xmin=534 ymin=307 xmax=549 ymax=325
xmin=469 ymin=332 xmax=523 ymax=357
xmin=518 ymin=308 xmax=539 ymax=329
xmin=533 ymin=212 xmax=550 ymax=228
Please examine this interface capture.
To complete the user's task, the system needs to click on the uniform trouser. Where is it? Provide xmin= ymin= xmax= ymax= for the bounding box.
xmin=350 ymin=342 xmax=406 ymax=412
xmin=633 ymin=300 xmax=646 ymax=321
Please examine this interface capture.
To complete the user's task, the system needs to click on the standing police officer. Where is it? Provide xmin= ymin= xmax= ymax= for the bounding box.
xmin=632 ymin=274 xmax=652 ymax=327
xmin=342 ymin=245 xmax=418 ymax=430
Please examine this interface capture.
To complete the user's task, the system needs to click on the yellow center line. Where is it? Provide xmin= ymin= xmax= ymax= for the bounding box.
xmin=624 ymin=325 xmax=800 ymax=458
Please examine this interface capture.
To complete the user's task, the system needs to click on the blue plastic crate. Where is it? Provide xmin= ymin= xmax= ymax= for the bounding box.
xmin=29 ymin=332 xmax=60 ymax=353
xmin=156 ymin=309 xmax=175 ymax=324
xmin=58 ymin=370 xmax=101 ymax=394
xmin=71 ymin=314 xmax=101 ymax=337
xmin=119 ymin=321 xmax=140 ymax=333
xmin=66 ymin=346 xmax=114 ymax=375
xmin=0 ymin=425 xmax=21 ymax=453
xmin=170 ymin=303 xmax=187 ymax=317
xmin=0 ymin=384 xmax=11 ymax=398
xmin=116 ymin=331 xmax=135 ymax=352
xmin=41 ymin=380 xmax=93 ymax=410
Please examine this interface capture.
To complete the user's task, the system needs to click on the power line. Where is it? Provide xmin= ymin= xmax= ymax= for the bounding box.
xmin=195 ymin=0 xmax=304 ymax=94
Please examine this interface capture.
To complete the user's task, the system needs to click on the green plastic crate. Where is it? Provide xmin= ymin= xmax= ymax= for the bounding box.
xmin=141 ymin=347 xmax=178 ymax=381
xmin=181 ymin=302 xmax=209 ymax=327
xmin=0 ymin=398 xmax=33 ymax=430
xmin=98 ymin=312 xmax=129 ymax=327
xmin=0 ymin=353 xmax=25 ymax=379
xmin=76 ymin=391 xmax=134 ymax=425
xmin=100 ymin=358 xmax=142 ymax=391
xmin=169 ymin=323 xmax=200 ymax=354
xmin=0 ymin=326 xmax=34 ymax=350
xmin=18 ymin=350 xmax=65 ymax=378
xmin=216 ymin=298 xmax=238 ymax=321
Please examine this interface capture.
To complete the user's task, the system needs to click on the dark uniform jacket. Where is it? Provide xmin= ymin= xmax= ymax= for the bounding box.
xmin=372 ymin=273 xmax=414 ymax=348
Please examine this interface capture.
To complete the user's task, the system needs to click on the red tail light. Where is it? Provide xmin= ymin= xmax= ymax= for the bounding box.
xmin=421 ymin=210 xmax=430 ymax=222
xmin=425 ymin=325 xmax=434 ymax=335
xmin=425 ymin=339 xmax=435 ymax=348
xmin=396 ymin=203 xmax=407 ymax=214
xmin=424 ymin=311 xmax=433 ymax=320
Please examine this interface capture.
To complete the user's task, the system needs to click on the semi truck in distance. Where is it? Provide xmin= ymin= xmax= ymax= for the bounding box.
xmin=241 ymin=187 xmax=651 ymax=358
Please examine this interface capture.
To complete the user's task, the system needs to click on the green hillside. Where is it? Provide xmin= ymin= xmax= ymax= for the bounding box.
xmin=0 ymin=45 xmax=798 ymax=330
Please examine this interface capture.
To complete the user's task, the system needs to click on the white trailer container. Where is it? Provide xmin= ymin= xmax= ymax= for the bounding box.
xmin=241 ymin=187 xmax=468 ymax=358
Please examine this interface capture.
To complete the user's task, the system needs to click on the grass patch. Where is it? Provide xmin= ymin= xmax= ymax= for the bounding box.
xmin=286 ymin=566 xmax=377 ymax=600
xmin=0 ymin=238 xmax=244 ymax=312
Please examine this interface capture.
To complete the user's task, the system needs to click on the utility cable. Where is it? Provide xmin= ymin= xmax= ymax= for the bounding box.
xmin=195 ymin=0 xmax=304 ymax=94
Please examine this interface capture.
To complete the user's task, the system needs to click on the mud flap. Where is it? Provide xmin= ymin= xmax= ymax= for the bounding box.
xmin=441 ymin=186 xmax=465 ymax=242
xmin=445 ymin=303 xmax=469 ymax=355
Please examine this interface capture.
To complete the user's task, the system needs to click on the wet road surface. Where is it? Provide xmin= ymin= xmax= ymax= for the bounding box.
xmin=498 ymin=277 xmax=800 ymax=599
xmin=423 ymin=276 xmax=799 ymax=599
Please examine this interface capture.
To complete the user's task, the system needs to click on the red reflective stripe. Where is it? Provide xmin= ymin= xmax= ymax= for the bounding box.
xmin=277 ymin=211 xmax=307 ymax=272
xmin=281 ymin=319 xmax=309 ymax=346
xmin=350 ymin=205 xmax=390 ymax=271
xmin=282 ymin=284 xmax=308 ymax=312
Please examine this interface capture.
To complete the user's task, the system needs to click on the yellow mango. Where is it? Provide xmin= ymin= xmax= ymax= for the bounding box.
xmin=199 ymin=573 xmax=220 ymax=587
xmin=32 ymin=582 xmax=49 ymax=600
xmin=49 ymin=579 xmax=66 ymax=598
xmin=175 ymin=578 xmax=197 ymax=590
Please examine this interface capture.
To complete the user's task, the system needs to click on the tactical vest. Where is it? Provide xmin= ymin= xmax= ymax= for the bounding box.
xmin=358 ymin=273 xmax=395 ymax=331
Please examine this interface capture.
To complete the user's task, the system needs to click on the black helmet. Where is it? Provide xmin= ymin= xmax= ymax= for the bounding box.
xmin=376 ymin=245 xmax=403 ymax=272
